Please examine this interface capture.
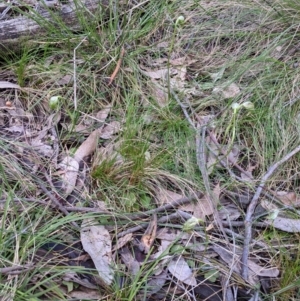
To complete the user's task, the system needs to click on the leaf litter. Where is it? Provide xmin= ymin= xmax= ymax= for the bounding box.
xmin=2 ymin=3 xmax=300 ymax=301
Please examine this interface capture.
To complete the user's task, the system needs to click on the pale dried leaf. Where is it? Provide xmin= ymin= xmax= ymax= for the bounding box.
xmin=74 ymin=128 xmax=100 ymax=162
xmin=151 ymin=83 xmax=168 ymax=107
xmin=170 ymin=56 xmax=197 ymax=66
xmin=168 ymin=256 xmax=197 ymax=286
xmin=240 ymin=164 xmax=256 ymax=181
xmin=219 ymin=204 xmax=241 ymax=220
xmin=100 ymin=121 xmax=121 ymax=139
xmin=69 ymin=290 xmax=102 ymax=299
xmin=248 ymin=260 xmax=280 ymax=278
xmin=156 ymin=188 xmax=183 ymax=205
xmin=265 ymin=216 xmax=300 ymax=232
xmin=57 ymin=75 xmax=72 ymax=86
xmin=81 ymin=219 xmax=114 ymax=285
xmin=142 ymin=69 xmax=169 ymax=79
xmin=189 ymin=195 xmax=214 ymax=219
xmin=225 ymin=145 xmax=240 ymax=165
xmin=210 ymin=67 xmax=225 ymax=83
xmin=274 ymin=191 xmax=299 ymax=207
xmin=213 ymin=83 xmax=240 ymax=99
xmin=138 ymin=270 xmax=167 ymax=297
xmin=96 ymin=107 xmax=111 ymax=123
xmin=58 ymin=156 xmax=79 ymax=195
xmin=119 ymin=247 xmax=140 ymax=276
xmin=0 ymin=81 xmax=21 ymax=89
xmin=156 ymin=228 xmax=190 ymax=241
xmin=213 ymin=245 xmax=279 ymax=283
xmin=31 ymin=142 xmax=53 ymax=157
xmin=63 ymin=271 xmax=98 ymax=289
xmin=112 ymin=233 xmax=133 ymax=252
xmin=184 ymin=242 xmax=206 ymax=252
xmin=260 ymin=199 xmax=278 ymax=212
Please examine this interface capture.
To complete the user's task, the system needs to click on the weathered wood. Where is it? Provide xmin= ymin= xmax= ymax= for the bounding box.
xmin=0 ymin=0 xmax=106 ymax=50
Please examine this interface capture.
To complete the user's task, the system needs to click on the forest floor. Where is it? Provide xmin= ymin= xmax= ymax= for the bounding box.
xmin=1 ymin=0 xmax=300 ymax=300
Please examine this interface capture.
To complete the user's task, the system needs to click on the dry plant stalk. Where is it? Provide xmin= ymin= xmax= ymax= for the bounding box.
xmin=108 ymin=47 xmax=125 ymax=85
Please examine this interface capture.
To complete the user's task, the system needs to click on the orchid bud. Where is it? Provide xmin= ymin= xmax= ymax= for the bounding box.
xmin=242 ymin=101 xmax=254 ymax=110
xmin=183 ymin=216 xmax=202 ymax=232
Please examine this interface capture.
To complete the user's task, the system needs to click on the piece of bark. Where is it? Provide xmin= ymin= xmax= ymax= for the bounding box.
xmin=0 ymin=0 xmax=107 ymax=50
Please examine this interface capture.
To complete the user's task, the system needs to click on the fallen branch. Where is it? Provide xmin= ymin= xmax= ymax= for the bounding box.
xmin=241 ymin=144 xmax=300 ymax=280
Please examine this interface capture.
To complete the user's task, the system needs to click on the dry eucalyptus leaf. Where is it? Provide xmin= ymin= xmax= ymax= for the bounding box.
xmin=63 ymin=271 xmax=98 ymax=289
xmin=213 ymin=83 xmax=240 ymax=99
xmin=119 ymin=247 xmax=140 ymax=276
xmin=74 ymin=128 xmax=100 ymax=162
xmin=265 ymin=216 xmax=300 ymax=233
xmin=57 ymin=75 xmax=72 ymax=86
xmin=81 ymin=219 xmax=114 ymax=285
xmin=100 ymin=121 xmax=121 ymax=139
xmin=69 ymin=290 xmax=102 ymax=299
xmin=139 ymin=214 xmax=157 ymax=253
xmin=138 ymin=270 xmax=167 ymax=298
xmin=168 ymin=256 xmax=197 ymax=286
xmin=240 ymin=164 xmax=256 ymax=181
xmin=142 ymin=68 xmax=169 ymax=79
xmin=156 ymin=188 xmax=183 ymax=205
xmin=58 ymin=156 xmax=79 ymax=196
xmin=151 ymin=83 xmax=168 ymax=107
xmin=0 ymin=81 xmax=21 ymax=89
xmin=218 ymin=204 xmax=241 ymax=220
xmin=273 ymin=191 xmax=299 ymax=207
xmin=156 ymin=228 xmax=190 ymax=241
xmin=213 ymin=245 xmax=279 ymax=284
xmin=96 ymin=107 xmax=111 ymax=123
xmin=112 ymin=233 xmax=133 ymax=252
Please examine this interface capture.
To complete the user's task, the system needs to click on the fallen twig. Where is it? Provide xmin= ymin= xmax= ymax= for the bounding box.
xmin=0 ymin=263 xmax=34 ymax=274
xmin=36 ymin=180 xmax=80 ymax=229
xmin=117 ymin=211 xmax=192 ymax=238
xmin=241 ymin=144 xmax=300 ymax=280
xmin=108 ymin=47 xmax=125 ymax=85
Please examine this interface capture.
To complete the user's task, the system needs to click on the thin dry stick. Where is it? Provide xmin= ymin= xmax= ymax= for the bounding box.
xmin=0 ymin=263 xmax=34 ymax=274
xmin=108 ymin=47 xmax=125 ymax=85
xmin=117 ymin=211 xmax=191 ymax=238
xmin=128 ymin=192 xmax=203 ymax=219
xmin=73 ymin=36 xmax=88 ymax=110
xmin=36 ymin=180 xmax=80 ymax=229
xmin=241 ymin=144 xmax=300 ymax=280
xmin=196 ymin=124 xmax=229 ymax=243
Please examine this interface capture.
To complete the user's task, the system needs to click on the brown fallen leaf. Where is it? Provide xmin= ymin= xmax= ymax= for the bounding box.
xmin=168 ymin=256 xmax=197 ymax=286
xmin=139 ymin=214 xmax=157 ymax=254
xmin=95 ymin=107 xmax=111 ymax=123
xmin=74 ymin=128 xmax=100 ymax=162
xmin=272 ymin=190 xmax=300 ymax=207
xmin=58 ymin=156 xmax=79 ymax=196
xmin=81 ymin=219 xmax=114 ymax=286
xmin=100 ymin=121 xmax=121 ymax=139
xmin=212 ymin=82 xmax=240 ymax=99
xmin=119 ymin=247 xmax=140 ymax=276
xmin=137 ymin=270 xmax=168 ymax=298
xmin=112 ymin=233 xmax=133 ymax=252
